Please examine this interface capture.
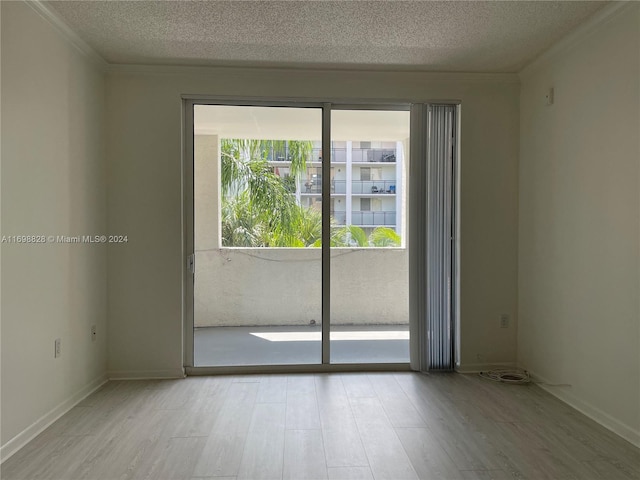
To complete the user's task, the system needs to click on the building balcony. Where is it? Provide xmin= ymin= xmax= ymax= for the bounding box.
xmin=302 ymin=180 xmax=350 ymax=194
xmin=352 ymin=148 xmax=396 ymax=163
xmin=194 ymin=247 xmax=408 ymax=329
xmin=302 ymin=183 xmax=323 ymax=194
xmin=301 ymin=180 xmax=396 ymax=195
xmin=351 ymin=180 xmax=396 ymax=194
xmin=351 ymin=211 xmax=396 ymax=226
xmin=311 ymin=147 xmax=347 ymax=163
xmin=331 ymin=211 xmax=347 ymax=225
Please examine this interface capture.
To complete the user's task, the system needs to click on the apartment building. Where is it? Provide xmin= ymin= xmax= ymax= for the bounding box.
xmin=268 ymin=141 xmax=404 ymax=237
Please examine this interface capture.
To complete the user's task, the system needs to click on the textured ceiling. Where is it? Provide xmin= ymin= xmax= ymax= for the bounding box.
xmin=46 ymin=0 xmax=608 ymax=72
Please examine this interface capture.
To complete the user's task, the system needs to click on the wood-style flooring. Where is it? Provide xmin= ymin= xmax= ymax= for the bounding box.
xmin=1 ymin=373 xmax=639 ymax=480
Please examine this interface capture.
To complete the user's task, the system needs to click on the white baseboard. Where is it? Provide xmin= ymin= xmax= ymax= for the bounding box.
xmin=528 ymin=370 xmax=640 ymax=449
xmin=455 ymin=362 xmax=517 ymax=374
xmin=107 ymin=368 xmax=186 ymax=380
xmin=0 ymin=374 xmax=108 ymax=464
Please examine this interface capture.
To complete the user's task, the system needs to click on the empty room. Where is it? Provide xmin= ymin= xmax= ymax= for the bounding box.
xmin=1 ymin=1 xmax=639 ymax=479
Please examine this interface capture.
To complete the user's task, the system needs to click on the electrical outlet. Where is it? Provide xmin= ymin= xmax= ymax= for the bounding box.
xmin=500 ymin=314 xmax=510 ymax=328
xmin=91 ymin=325 xmax=97 ymax=342
xmin=54 ymin=338 xmax=61 ymax=358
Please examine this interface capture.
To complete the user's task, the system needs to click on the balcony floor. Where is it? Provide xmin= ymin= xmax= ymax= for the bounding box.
xmin=194 ymin=324 xmax=409 ymax=366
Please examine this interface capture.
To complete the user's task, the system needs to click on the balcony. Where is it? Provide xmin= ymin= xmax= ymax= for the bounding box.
xmin=194 ymin=324 xmax=409 ymax=365
xmin=351 ymin=211 xmax=396 ymax=226
xmin=302 ymin=182 xmax=322 ymax=194
xmin=195 ymin=248 xmax=407 ymax=328
xmin=193 ymin=247 xmax=409 ymax=365
xmin=331 ymin=210 xmax=347 ymax=225
xmin=352 ymin=148 xmax=396 ymax=163
xmin=352 ymin=180 xmax=396 ymax=194
xmin=311 ymin=147 xmax=347 ymax=163
xmin=302 ymin=180 xmax=396 ymax=195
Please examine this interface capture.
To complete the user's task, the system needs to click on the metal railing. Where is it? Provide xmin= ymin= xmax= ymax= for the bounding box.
xmin=311 ymin=148 xmax=347 ymax=163
xmin=351 ymin=211 xmax=396 ymax=226
xmin=267 ymin=147 xmax=393 ymax=164
xmin=331 ymin=211 xmax=347 ymax=225
xmin=352 ymin=181 xmax=396 ymax=194
xmin=352 ymin=148 xmax=396 ymax=163
xmin=303 ymin=180 xmax=396 ymax=194
xmin=302 ymin=183 xmax=322 ymax=194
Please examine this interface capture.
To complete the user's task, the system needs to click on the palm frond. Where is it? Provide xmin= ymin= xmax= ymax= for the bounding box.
xmin=369 ymin=227 xmax=401 ymax=247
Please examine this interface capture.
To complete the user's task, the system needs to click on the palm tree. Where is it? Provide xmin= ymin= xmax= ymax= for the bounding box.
xmin=330 ymin=225 xmax=402 ymax=247
xmin=331 ymin=225 xmax=369 ymax=247
xmin=220 ymin=139 xmax=314 ymax=247
xmin=369 ymin=227 xmax=401 ymax=247
xmin=271 ymin=206 xmax=322 ymax=247
xmin=221 ymin=191 xmax=269 ymax=247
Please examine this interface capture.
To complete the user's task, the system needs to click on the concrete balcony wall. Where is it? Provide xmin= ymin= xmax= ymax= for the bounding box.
xmin=194 ymin=248 xmax=408 ymax=327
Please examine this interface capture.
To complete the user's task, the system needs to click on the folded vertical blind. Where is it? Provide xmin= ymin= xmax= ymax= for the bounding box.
xmin=426 ymin=105 xmax=457 ymax=371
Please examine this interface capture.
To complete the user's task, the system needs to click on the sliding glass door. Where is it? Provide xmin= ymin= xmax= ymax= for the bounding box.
xmin=191 ymin=105 xmax=323 ymax=366
xmin=185 ymin=100 xmax=456 ymax=370
xmin=329 ymin=109 xmax=410 ymax=364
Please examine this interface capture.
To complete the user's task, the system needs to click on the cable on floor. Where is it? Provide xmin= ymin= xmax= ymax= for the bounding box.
xmin=479 ymin=368 xmax=531 ymax=384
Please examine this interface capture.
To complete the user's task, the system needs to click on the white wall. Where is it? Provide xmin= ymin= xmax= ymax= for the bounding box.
xmin=518 ymin=4 xmax=640 ymax=446
xmin=1 ymin=1 xmax=107 ymax=457
xmin=106 ymin=66 xmax=519 ymax=376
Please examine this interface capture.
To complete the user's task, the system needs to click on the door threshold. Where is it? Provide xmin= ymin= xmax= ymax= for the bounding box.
xmin=185 ymin=363 xmax=412 ymax=376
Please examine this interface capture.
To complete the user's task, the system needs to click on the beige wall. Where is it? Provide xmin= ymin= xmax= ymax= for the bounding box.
xmin=195 ymin=248 xmax=409 ymax=327
xmin=106 ymin=66 xmax=519 ymax=375
xmin=518 ymin=4 xmax=640 ymax=446
xmin=1 ymin=1 xmax=107 ymax=455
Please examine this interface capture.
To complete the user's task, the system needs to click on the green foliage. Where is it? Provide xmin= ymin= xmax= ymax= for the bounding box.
xmin=219 ymin=139 xmax=401 ymax=248
xmin=282 ymin=175 xmax=296 ymax=193
xmin=331 ymin=226 xmax=402 ymax=247
xmin=331 ymin=225 xmax=368 ymax=247
xmin=369 ymin=227 xmax=402 ymax=247
xmin=221 ymin=139 xmax=318 ymax=247
xmin=221 ymin=192 xmax=268 ymax=247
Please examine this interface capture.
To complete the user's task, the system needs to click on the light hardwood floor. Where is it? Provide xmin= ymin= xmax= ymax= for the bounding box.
xmin=1 ymin=373 xmax=639 ymax=480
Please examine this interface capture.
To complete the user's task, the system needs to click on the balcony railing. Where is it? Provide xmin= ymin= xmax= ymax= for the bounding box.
xmin=311 ymin=148 xmax=347 ymax=163
xmin=302 ymin=180 xmax=396 ymax=195
xmin=352 ymin=148 xmax=396 ymax=163
xmin=302 ymin=182 xmax=322 ymax=194
xmin=331 ymin=211 xmax=347 ymax=225
xmin=268 ymin=147 xmax=393 ymax=164
xmin=352 ymin=180 xmax=396 ymax=194
xmin=351 ymin=211 xmax=396 ymax=226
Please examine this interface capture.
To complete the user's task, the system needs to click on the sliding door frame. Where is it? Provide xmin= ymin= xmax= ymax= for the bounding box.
xmin=182 ymin=96 xmax=458 ymax=375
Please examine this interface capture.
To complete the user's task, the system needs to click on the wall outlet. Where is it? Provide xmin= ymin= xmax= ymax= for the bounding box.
xmin=500 ymin=314 xmax=510 ymax=328
xmin=91 ymin=325 xmax=97 ymax=342
xmin=54 ymin=338 xmax=61 ymax=358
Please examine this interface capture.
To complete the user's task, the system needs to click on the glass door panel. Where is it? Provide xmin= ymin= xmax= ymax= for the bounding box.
xmin=330 ymin=110 xmax=411 ymax=363
xmin=192 ymin=105 xmax=322 ymax=366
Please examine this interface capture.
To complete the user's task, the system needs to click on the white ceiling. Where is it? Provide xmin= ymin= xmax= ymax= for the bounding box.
xmin=46 ymin=1 xmax=608 ymax=73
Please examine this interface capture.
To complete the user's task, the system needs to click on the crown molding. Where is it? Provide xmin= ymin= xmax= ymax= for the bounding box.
xmin=107 ymin=63 xmax=520 ymax=84
xmin=519 ymin=1 xmax=637 ymax=80
xmin=25 ymin=0 xmax=108 ymax=72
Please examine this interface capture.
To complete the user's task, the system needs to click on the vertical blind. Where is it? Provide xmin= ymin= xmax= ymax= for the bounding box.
xmin=425 ymin=105 xmax=457 ymax=371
